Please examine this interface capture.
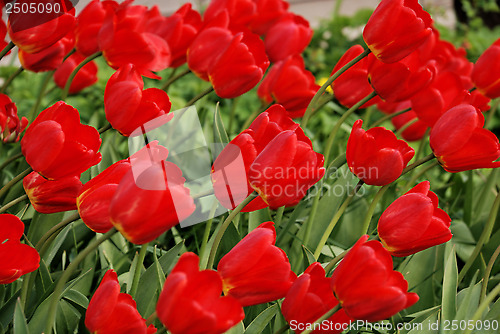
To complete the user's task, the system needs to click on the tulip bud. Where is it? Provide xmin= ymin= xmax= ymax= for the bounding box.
xmin=18 ymin=33 xmax=74 ymax=72
xmin=0 ymin=94 xmax=28 ymax=143
xmin=472 ymin=38 xmax=500 ymax=99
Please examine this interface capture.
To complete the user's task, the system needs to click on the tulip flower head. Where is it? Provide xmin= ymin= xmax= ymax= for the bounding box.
xmin=331 ymin=235 xmax=419 ymax=321
xmin=0 ymin=94 xmax=28 ymax=143
xmin=472 ymin=38 xmax=500 ymax=99
xmin=54 ymin=52 xmax=99 ymax=94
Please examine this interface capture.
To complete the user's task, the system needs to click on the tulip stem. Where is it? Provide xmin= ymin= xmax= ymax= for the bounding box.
xmin=0 ymin=152 xmax=24 ymax=173
xmin=63 ymin=48 xmax=76 ymax=62
xmin=371 ymin=107 xmax=411 ymax=127
xmin=185 ymin=86 xmax=214 ymax=107
xmin=161 ymin=68 xmax=191 ymax=91
xmin=323 ymin=91 xmax=377 ymax=165
xmin=395 ymin=117 xmax=419 ymax=137
xmin=480 ymin=243 xmax=500 ymax=303
xmin=361 ymin=184 xmax=390 ymax=236
xmin=35 ymin=212 xmax=80 ymax=251
xmin=44 ymin=228 xmax=118 ymax=334
xmin=401 ymin=160 xmax=439 ymax=193
xmin=61 ymin=51 xmax=102 ymax=100
xmin=146 ymin=311 xmax=157 ymax=326
xmin=98 ymin=123 xmax=112 ymax=134
xmin=0 ymin=41 xmax=15 ymax=62
xmin=313 ymin=180 xmax=364 ymax=259
xmin=1 ymin=66 xmax=24 ymax=93
xmin=301 ymin=48 xmax=371 ymax=128
xmin=401 ymin=153 xmax=435 ymax=175
xmin=206 ymin=192 xmax=258 ymax=269
xmin=273 ymin=324 xmax=290 ymax=334
xmin=29 ymin=70 xmax=55 ymax=121
xmin=324 ymin=248 xmax=349 ymax=274
xmin=301 ymin=304 xmax=342 ymax=334
xmin=0 ymin=194 xmax=28 ymax=214
xmin=0 ymin=167 xmax=32 ymax=199
xmin=130 ymin=243 xmax=149 ymax=298
xmin=458 ymin=189 xmax=500 ymax=284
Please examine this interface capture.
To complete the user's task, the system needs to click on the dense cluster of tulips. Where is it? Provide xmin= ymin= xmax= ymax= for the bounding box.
xmin=0 ymin=0 xmax=500 ymax=333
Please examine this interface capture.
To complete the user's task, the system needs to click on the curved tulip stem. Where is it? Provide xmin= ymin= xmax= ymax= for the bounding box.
xmin=401 ymin=153 xmax=435 ymax=175
xmin=360 ymin=184 xmax=390 ymax=236
xmin=0 ymin=41 xmax=15 ymax=62
xmin=44 ymin=228 xmax=118 ymax=334
xmin=146 ymin=311 xmax=157 ymax=326
xmin=185 ymin=86 xmax=214 ymax=107
xmin=0 ymin=152 xmax=24 ymax=173
xmin=1 ymin=66 xmax=24 ymax=93
xmin=458 ymin=189 xmax=500 ymax=284
xmin=61 ymin=51 xmax=102 ymax=100
xmin=35 ymin=212 xmax=80 ymax=252
xmin=130 ymin=243 xmax=149 ymax=298
xmin=0 ymin=167 xmax=32 ymax=199
xmin=401 ymin=160 xmax=439 ymax=193
xmin=323 ymin=91 xmax=377 ymax=164
xmin=301 ymin=304 xmax=342 ymax=334
xmin=395 ymin=118 xmax=419 ymax=137
xmin=301 ymin=48 xmax=371 ymax=128
xmin=62 ymin=48 xmax=76 ymax=62
xmin=480 ymin=243 xmax=500 ymax=303
xmin=371 ymin=107 xmax=411 ymax=127
xmin=313 ymin=180 xmax=364 ymax=259
xmin=161 ymin=68 xmax=191 ymax=91
xmin=206 ymin=192 xmax=258 ymax=269
xmin=98 ymin=123 xmax=112 ymax=134
xmin=324 ymin=248 xmax=349 ymax=274
xmin=0 ymin=194 xmax=28 ymax=214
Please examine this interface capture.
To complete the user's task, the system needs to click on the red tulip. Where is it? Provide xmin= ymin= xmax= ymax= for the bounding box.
xmin=346 ymin=120 xmax=414 ymax=186
xmin=330 ymin=45 xmax=381 ymax=109
xmin=282 ymin=262 xmax=353 ymax=334
xmin=157 ymin=252 xmax=244 ymax=334
xmin=23 ymin=171 xmax=82 ymax=214
xmin=54 ymin=52 xmax=98 ymax=94
xmin=217 ymin=222 xmax=296 ymax=306
xmin=378 ymin=181 xmax=452 ymax=256
xmin=203 ymin=0 xmax=256 ymax=27
xmin=21 ymin=101 xmax=102 ymax=180
xmin=363 ymin=0 xmax=432 ymax=63
xmin=0 ymin=94 xmax=28 ymax=143
xmin=0 ymin=214 xmax=40 ymax=284
xmin=248 ymin=0 xmax=289 ymax=35
xmin=264 ymin=13 xmax=312 ymax=62
xmin=331 ymin=235 xmax=419 ymax=321
xmin=472 ymin=38 xmax=500 ymax=99
xmin=75 ymin=0 xmax=119 ymax=56
xmin=77 ymin=159 xmax=131 ymax=233
xmin=104 ymin=64 xmax=171 ymax=136
xmin=258 ymin=55 xmax=320 ymax=118
xmin=430 ymin=104 xmax=500 ymax=172
xmin=18 ymin=33 xmax=74 ymax=72
xmin=109 ymin=142 xmax=196 ymax=244
xmin=85 ymin=270 xmax=156 ymax=334
xmin=0 ymin=17 xmax=8 ymax=52
xmin=8 ymin=0 xmax=76 ymax=53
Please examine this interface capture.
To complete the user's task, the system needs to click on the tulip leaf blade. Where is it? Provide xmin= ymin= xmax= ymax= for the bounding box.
xmin=453 ymin=276 xmax=481 ymax=334
xmin=244 ymin=303 xmax=278 ymax=334
xmin=153 ymin=246 xmax=166 ymax=292
xmin=442 ymin=245 xmax=458 ymax=322
xmin=13 ymin=298 xmax=29 ymax=334
xmin=224 ymin=321 xmax=245 ymax=334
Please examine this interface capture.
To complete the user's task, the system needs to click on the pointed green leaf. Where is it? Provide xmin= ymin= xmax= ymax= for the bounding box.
xmin=13 ymin=298 xmax=29 ymax=334
xmin=244 ymin=304 xmax=278 ymax=334
xmin=442 ymin=245 xmax=458 ymax=322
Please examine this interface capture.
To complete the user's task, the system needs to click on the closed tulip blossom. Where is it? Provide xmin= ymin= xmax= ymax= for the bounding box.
xmin=217 ymin=222 xmax=296 ymax=306
xmin=54 ymin=52 xmax=99 ymax=94
xmin=471 ymin=38 xmax=500 ymax=99
xmin=363 ymin=0 xmax=432 ymax=63
xmin=0 ymin=94 xmax=28 ymax=143
xmin=18 ymin=33 xmax=74 ymax=72
xmin=23 ymin=171 xmax=82 ymax=214
xmin=21 ymin=101 xmax=102 ymax=180
xmin=203 ymin=0 xmax=256 ymax=27
xmin=430 ymin=104 xmax=500 ymax=172
xmin=346 ymin=120 xmax=415 ymax=186
xmin=282 ymin=263 xmax=353 ymax=334
xmin=249 ymin=0 xmax=290 ymax=36
xmin=157 ymin=252 xmax=244 ymax=334
xmin=0 ymin=214 xmax=40 ymax=285
xmin=378 ymin=181 xmax=452 ymax=256
xmin=85 ymin=270 xmax=156 ymax=334
xmin=331 ymin=235 xmax=419 ymax=322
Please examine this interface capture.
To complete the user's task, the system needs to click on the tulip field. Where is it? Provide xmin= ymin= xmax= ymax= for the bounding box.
xmin=1 ymin=0 xmax=500 ymax=333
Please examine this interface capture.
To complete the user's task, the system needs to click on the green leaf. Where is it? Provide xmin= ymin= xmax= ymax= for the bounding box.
xmin=301 ymin=245 xmax=316 ymax=268
xmin=153 ymin=246 xmax=166 ymax=292
xmin=244 ymin=304 xmax=278 ymax=334
xmin=62 ymin=290 xmax=89 ymax=310
xmin=13 ymin=298 xmax=29 ymax=334
xmin=224 ymin=321 xmax=245 ymax=334
xmin=442 ymin=245 xmax=458 ymax=322
xmin=0 ymin=291 xmax=20 ymax=331
xmin=405 ymin=308 xmax=440 ymax=334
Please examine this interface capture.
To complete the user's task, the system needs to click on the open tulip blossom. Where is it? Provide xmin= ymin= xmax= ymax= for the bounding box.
xmin=1 ymin=0 xmax=500 ymax=333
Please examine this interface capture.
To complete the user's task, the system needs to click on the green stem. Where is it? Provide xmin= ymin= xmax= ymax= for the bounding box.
xmin=273 ymin=324 xmax=290 ymax=334
xmin=0 ymin=167 xmax=32 ymax=199
xmin=360 ymin=184 xmax=390 ymax=236
xmin=313 ymin=180 xmax=364 ymax=259
xmin=185 ymin=86 xmax=214 ymax=107
xmin=323 ymin=91 xmax=377 ymax=164
xmin=401 ymin=153 xmax=435 ymax=175
xmin=301 ymin=48 xmax=371 ymax=128
xmin=35 ymin=212 xmax=80 ymax=251
xmin=458 ymin=189 xmax=500 ymax=284
xmin=371 ymin=107 xmax=411 ymax=128
xmin=301 ymin=304 xmax=342 ymax=334
xmin=44 ymin=228 xmax=117 ymax=334
xmin=62 ymin=48 xmax=76 ymax=62
xmin=61 ymin=51 xmax=102 ymax=100
xmin=0 ymin=152 xmax=23 ymax=173
xmin=463 ymin=283 xmax=500 ymax=334
xmin=395 ymin=118 xmax=418 ymax=137
xmin=146 ymin=311 xmax=157 ymax=326
xmin=324 ymin=249 xmax=349 ymax=274
xmin=1 ymin=66 xmax=24 ymax=93
xmin=28 ymin=71 xmax=55 ymax=121
xmin=480 ymin=243 xmax=500 ymax=303
xmin=0 ymin=41 xmax=15 ymax=62
xmin=0 ymin=194 xmax=28 ymax=214
xmin=130 ymin=243 xmax=149 ymax=298
xmin=401 ymin=160 xmax=439 ymax=193
xmin=161 ymin=68 xmax=191 ymax=91
xmin=98 ymin=123 xmax=112 ymax=134
xmin=206 ymin=192 xmax=257 ymax=269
